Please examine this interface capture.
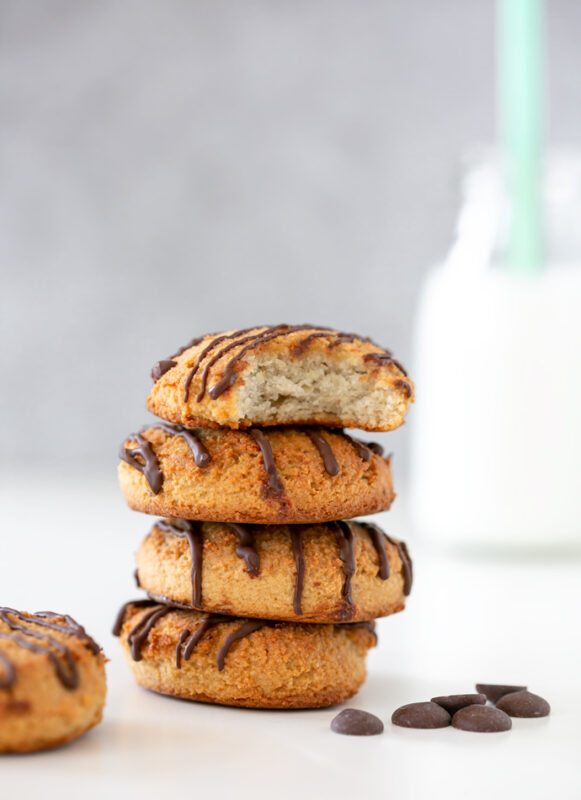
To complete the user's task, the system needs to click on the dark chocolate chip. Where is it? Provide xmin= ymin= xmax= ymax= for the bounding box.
xmin=496 ymin=690 xmax=550 ymax=718
xmin=476 ymin=683 xmax=527 ymax=704
xmin=452 ymin=704 xmax=512 ymax=732
xmin=331 ymin=709 xmax=384 ymax=736
xmin=391 ymin=702 xmax=451 ymax=729
xmin=431 ymin=693 xmax=486 ymax=714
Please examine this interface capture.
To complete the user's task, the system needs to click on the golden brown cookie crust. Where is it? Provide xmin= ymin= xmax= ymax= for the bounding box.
xmin=118 ymin=425 xmax=395 ymax=523
xmin=147 ymin=325 xmax=414 ymax=432
xmin=136 ymin=520 xmax=409 ymax=623
xmin=116 ymin=603 xmax=375 ymax=709
xmin=0 ymin=610 xmax=107 ymax=753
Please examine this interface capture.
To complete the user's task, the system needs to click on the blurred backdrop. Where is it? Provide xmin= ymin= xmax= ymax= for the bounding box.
xmin=1 ymin=0 xmax=579 ymax=478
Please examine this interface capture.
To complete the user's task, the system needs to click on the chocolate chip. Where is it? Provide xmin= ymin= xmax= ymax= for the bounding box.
xmin=331 ymin=709 xmax=384 ymax=736
xmin=476 ymin=683 xmax=527 ymax=704
xmin=452 ymin=704 xmax=512 ymax=732
xmin=391 ymin=702 xmax=451 ymax=729
xmin=431 ymin=693 xmax=486 ymax=714
xmin=496 ymin=690 xmax=550 ymax=718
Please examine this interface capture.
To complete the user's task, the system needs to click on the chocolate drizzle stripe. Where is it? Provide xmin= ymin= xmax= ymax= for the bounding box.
xmin=341 ymin=620 xmax=378 ymax=644
xmin=360 ymin=523 xmax=390 ymax=580
xmin=393 ymin=378 xmax=413 ymax=398
xmin=151 ymin=360 xmax=178 ymax=381
xmin=226 ymin=524 xmax=260 ymax=577
xmin=157 ymin=520 xmax=203 ymax=607
xmin=305 ymin=429 xmax=340 ymax=476
xmin=126 ymin=605 xmax=172 ymax=661
xmin=333 ymin=521 xmax=356 ymax=617
xmin=248 ymin=429 xmax=284 ymax=496
xmin=216 ymin=620 xmax=265 ymax=671
xmin=0 ymin=649 xmax=15 ymax=689
xmin=290 ymin=528 xmax=305 ymax=615
xmin=384 ymin=535 xmax=413 ymax=595
xmin=183 ymin=616 xmax=226 ymax=662
xmin=119 ymin=433 xmax=163 ymax=494
xmin=183 ymin=327 xmax=259 ymax=402
xmin=363 ymin=351 xmax=407 ymax=376
xmin=0 ymin=632 xmax=78 ymax=689
xmin=112 ymin=599 xmax=157 ymax=637
xmin=152 ymin=335 xmax=206 ymax=383
xmin=0 ymin=608 xmax=101 ymax=690
xmin=176 ymin=630 xmax=190 ymax=668
xmin=146 ymin=423 xmax=210 ymax=468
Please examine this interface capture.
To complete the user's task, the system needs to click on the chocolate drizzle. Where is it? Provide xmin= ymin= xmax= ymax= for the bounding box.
xmin=0 ymin=650 xmax=16 ymax=689
xmin=393 ymin=378 xmax=413 ymax=398
xmin=151 ymin=360 xmax=177 ymax=381
xmin=333 ymin=521 xmax=356 ymax=617
xmin=363 ymin=351 xmax=407 ymax=376
xmin=173 ymin=323 xmax=406 ymax=403
xmin=147 ymin=423 xmax=210 ymax=468
xmin=119 ymin=433 xmax=163 ymax=494
xmin=112 ymin=598 xmax=157 ymax=637
xmin=305 ymin=429 xmax=340 ymax=476
xmin=157 ymin=520 xmax=203 ymax=606
xmin=290 ymin=528 xmax=305 ymax=615
xmin=248 ymin=429 xmax=284 ymax=496
xmin=216 ymin=619 xmax=266 ymax=671
xmin=126 ymin=604 xmax=172 ymax=661
xmin=183 ymin=327 xmax=257 ymax=402
xmin=384 ymin=535 xmax=413 ymax=595
xmin=151 ymin=336 xmax=206 ymax=382
xmin=340 ymin=620 xmax=378 ymax=645
xmin=226 ymin=524 xmax=260 ymax=577
xmin=360 ymin=522 xmax=390 ymax=580
xmin=0 ymin=608 xmax=101 ymax=691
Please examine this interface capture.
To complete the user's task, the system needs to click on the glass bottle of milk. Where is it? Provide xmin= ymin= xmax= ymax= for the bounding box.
xmin=409 ymin=151 xmax=581 ymax=553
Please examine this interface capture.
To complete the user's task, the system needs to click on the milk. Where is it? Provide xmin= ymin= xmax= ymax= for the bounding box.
xmin=409 ymin=155 xmax=581 ymax=551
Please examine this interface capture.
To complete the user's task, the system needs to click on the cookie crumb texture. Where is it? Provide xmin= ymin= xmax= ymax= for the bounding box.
xmin=119 ymin=604 xmax=375 ymax=709
xmin=136 ymin=520 xmax=408 ymax=622
xmin=118 ymin=426 xmax=395 ymax=523
xmin=147 ymin=326 xmax=414 ymax=432
xmin=0 ymin=609 xmax=106 ymax=753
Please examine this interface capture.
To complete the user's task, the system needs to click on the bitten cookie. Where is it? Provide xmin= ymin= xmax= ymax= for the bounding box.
xmin=118 ymin=425 xmax=395 ymax=523
xmin=114 ymin=601 xmax=376 ymax=709
xmin=147 ymin=324 xmax=414 ymax=432
xmin=0 ymin=608 xmax=106 ymax=753
xmin=136 ymin=519 xmax=412 ymax=623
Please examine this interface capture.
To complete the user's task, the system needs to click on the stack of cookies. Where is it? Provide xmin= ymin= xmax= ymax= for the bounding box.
xmin=114 ymin=324 xmax=414 ymax=709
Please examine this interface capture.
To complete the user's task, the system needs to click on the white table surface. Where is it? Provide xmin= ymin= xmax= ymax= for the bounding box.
xmin=1 ymin=473 xmax=580 ymax=800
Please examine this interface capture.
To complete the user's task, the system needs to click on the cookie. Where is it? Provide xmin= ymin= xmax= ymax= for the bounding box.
xmin=136 ymin=519 xmax=412 ymax=622
xmin=0 ymin=608 xmax=106 ymax=753
xmin=118 ymin=424 xmax=395 ymax=523
xmin=147 ymin=325 xmax=413 ymax=432
xmin=114 ymin=601 xmax=376 ymax=709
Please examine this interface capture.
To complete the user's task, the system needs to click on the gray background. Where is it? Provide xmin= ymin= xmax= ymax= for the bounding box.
xmin=1 ymin=1 xmax=578 ymax=476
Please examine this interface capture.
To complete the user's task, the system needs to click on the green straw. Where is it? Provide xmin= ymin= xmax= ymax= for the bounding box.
xmin=497 ymin=0 xmax=544 ymax=274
